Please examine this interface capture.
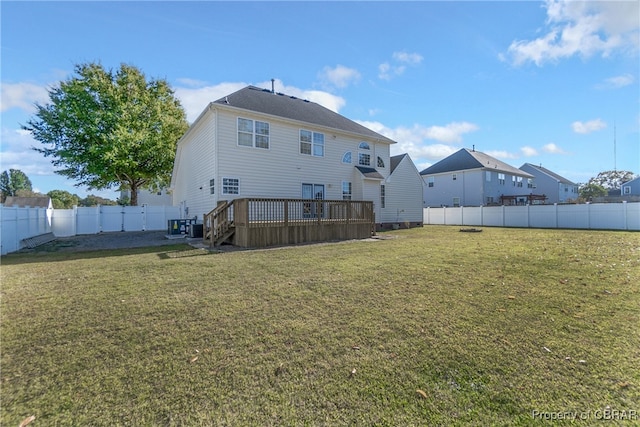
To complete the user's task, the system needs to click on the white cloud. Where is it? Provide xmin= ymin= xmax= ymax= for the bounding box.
xmin=174 ymin=79 xmax=346 ymax=122
xmin=318 ymin=65 xmax=361 ymax=89
xmin=378 ymin=51 xmax=423 ymax=80
xmin=542 ymin=143 xmax=568 ymax=154
xmin=174 ymin=81 xmax=247 ymax=123
xmin=598 ymin=73 xmax=635 ymax=89
xmin=357 ymin=120 xmax=479 ymax=145
xmin=392 ymin=51 xmax=424 ymax=65
xmin=572 ymin=118 xmax=606 ymax=134
xmin=521 ymin=146 xmax=539 ymax=156
xmin=504 ymin=0 xmax=640 ymax=66
xmin=0 ymin=82 xmax=50 ymax=113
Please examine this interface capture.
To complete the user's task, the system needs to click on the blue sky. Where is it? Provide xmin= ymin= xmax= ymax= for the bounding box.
xmin=2 ymin=1 xmax=639 ymax=200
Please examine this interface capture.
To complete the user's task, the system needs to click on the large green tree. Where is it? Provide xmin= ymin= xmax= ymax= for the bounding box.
xmin=24 ymin=62 xmax=189 ymax=206
xmin=0 ymin=169 xmax=33 ymax=202
xmin=47 ymin=190 xmax=80 ymax=209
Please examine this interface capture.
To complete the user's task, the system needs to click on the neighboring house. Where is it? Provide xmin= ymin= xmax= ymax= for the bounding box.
xmin=170 ymin=85 xmax=424 ymax=228
xmin=620 ymin=176 xmax=640 ymax=196
xmin=519 ymin=163 xmax=579 ymax=204
xmin=119 ymin=188 xmax=173 ymax=206
xmin=420 ymin=148 xmax=538 ymax=207
xmin=2 ymin=196 xmax=53 ymax=209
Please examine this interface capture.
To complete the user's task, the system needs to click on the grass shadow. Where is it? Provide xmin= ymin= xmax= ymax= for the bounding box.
xmin=1 ymin=244 xmax=213 ymax=265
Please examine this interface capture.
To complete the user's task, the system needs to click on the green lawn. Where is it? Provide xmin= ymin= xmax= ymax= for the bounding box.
xmin=1 ymin=226 xmax=639 ymax=426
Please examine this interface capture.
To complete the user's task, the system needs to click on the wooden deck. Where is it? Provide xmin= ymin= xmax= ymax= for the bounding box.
xmin=203 ymin=198 xmax=375 ymax=248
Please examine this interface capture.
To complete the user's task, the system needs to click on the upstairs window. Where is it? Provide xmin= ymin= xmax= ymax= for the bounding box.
xmin=342 ymin=151 xmax=352 ymax=164
xmin=300 ymin=130 xmax=324 ymax=156
xmin=209 ymin=179 xmax=215 ymax=195
xmin=517 ymin=176 xmax=523 ymax=187
xmin=377 ymin=156 xmax=385 ymax=168
xmin=358 ymin=153 xmax=371 ymax=166
xmin=527 ymin=178 xmax=535 ymax=188
xmin=238 ymin=118 xmax=269 ymax=149
xmin=358 ymin=141 xmax=371 ymax=166
xmin=428 ymin=176 xmax=434 ymax=188
xmin=452 ymin=173 xmax=457 ymax=181
xmin=498 ymin=173 xmax=505 ymax=185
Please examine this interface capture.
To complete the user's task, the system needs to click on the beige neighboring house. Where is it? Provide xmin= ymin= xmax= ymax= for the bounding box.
xmin=170 ymin=85 xmax=424 ymax=229
xmin=3 ymin=196 xmax=53 ymax=209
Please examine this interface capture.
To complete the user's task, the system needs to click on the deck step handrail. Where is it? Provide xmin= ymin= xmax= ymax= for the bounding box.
xmin=203 ymin=200 xmax=235 ymax=246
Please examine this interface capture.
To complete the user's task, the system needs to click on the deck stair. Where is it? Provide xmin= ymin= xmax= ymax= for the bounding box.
xmin=203 ymin=200 xmax=235 ymax=247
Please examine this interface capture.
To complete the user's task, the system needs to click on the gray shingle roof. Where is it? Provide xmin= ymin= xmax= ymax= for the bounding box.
xmin=355 ymin=166 xmax=385 ymax=179
xmin=213 ymin=86 xmax=396 ymax=144
xmin=520 ymin=163 xmax=575 ymax=185
xmin=3 ymin=196 xmax=52 ymax=208
xmin=390 ymin=154 xmax=407 ymax=173
xmin=419 ymin=148 xmax=533 ymax=178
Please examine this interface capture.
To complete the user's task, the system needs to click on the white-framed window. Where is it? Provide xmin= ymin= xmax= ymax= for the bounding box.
xmin=517 ymin=176 xmax=523 ymax=187
xmin=377 ymin=156 xmax=385 ymax=168
xmin=624 ymin=186 xmax=631 ymax=194
xmin=452 ymin=173 xmax=457 ymax=181
xmin=527 ymin=178 xmax=535 ymax=189
xmin=486 ymin=171 xmax=491 ymax=181
xmin=428 ymin=176 xmax=434 ymax=188
xmin=222 ymin=177 xmax=239 ymax=195
xmin=512 ymin=175 xmax=517 ymax=186
xmin=380 ymin=184 xmax=386 ymax=208
xmin=453 ymin=197 xmax=460 ymax=207
xmin=237 ymin=118 xmax=269 ymax=149
xmin=342 ymin=181 xmax=352 ymax=200
xmin=300 ymin=130 xmax=324 ymax=156
xmin=209 ymin=179 xmax=215 ymax=195
xmin=358 ymin=142 xmax=371 ymax=166
xmin=342 ymin=151 xmax=352 ymax=164
xmin=498 ymin=173 xmax=505 ymax=185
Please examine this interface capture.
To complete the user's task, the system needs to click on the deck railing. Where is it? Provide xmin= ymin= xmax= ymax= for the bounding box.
xmin=203 ymin=198 xmax=374 ymax=247
xmin=233 ymin=198 xmax=374 ymax=227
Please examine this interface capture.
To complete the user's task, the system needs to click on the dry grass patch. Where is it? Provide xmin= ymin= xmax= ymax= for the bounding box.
xmin=1 ymin=227 xmax=639 ymax=425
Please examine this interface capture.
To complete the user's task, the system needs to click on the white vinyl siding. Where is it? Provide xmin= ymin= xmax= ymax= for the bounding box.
xmin=381 ymin=155 xmax=424 ymax=224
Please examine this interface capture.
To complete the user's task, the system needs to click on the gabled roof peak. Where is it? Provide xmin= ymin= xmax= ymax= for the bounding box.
xmin=420 ymin=148 xmax=533 ymax=177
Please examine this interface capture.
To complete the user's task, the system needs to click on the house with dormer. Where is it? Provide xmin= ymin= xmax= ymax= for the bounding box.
xmin=170 ymin=85 xmax=424 ymax=242
xmin=420 ymin=148 xmax=540 ymax=207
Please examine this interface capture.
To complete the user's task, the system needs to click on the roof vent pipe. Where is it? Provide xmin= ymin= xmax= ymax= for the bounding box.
xmin=271 ymin=78 xmax=275 ymax=94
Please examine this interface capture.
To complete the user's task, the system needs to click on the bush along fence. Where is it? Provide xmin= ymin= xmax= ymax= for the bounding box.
xmin=1 ymin=205 xmax=181 ymax=255
xmin=423 ymin=202 xmax=639 ymax=231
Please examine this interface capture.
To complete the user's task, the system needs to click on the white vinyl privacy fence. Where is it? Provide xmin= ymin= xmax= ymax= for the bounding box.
xmin=1 ymin=205 xmax=182 ymax=255
xmin=423 ymin=202 xmax=639 ymax=231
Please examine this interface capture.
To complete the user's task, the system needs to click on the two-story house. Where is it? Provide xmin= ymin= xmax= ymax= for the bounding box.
xmin=519 ymin=163 xmax=578 ymax=204
xmin=170 ymin=86 xmax=424 ymax=229
xmin=419 ymin=148 xmax=539 ymax=207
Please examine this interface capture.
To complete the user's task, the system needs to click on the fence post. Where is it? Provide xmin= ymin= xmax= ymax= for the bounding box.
xmin=623 ymin=201 xmax=628 ymax=230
